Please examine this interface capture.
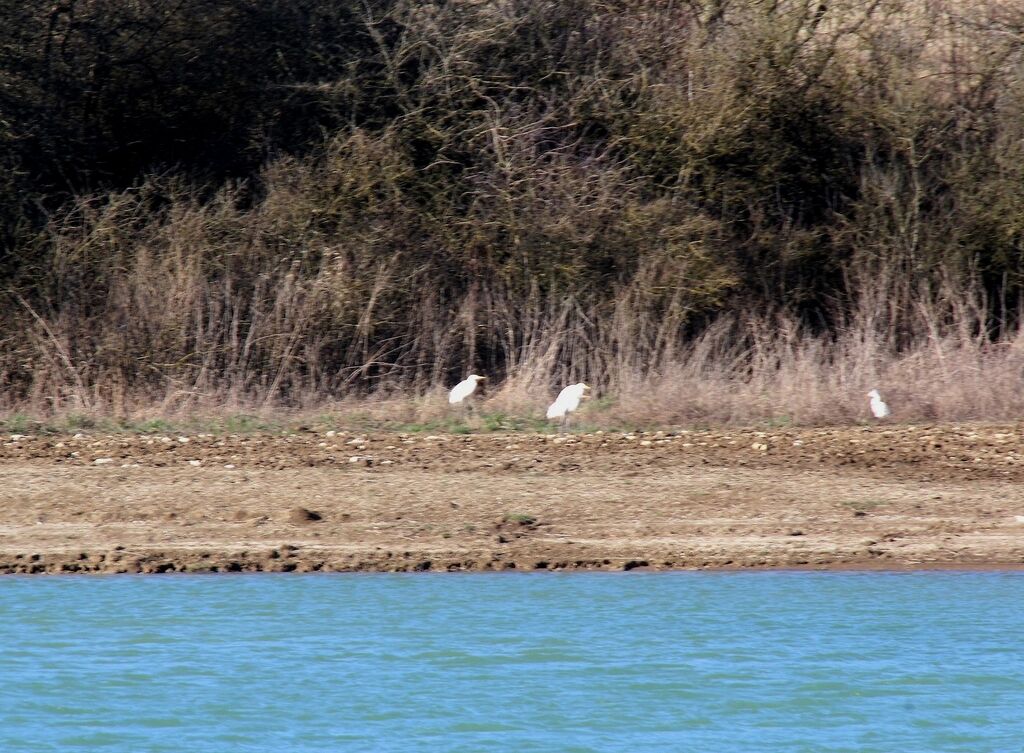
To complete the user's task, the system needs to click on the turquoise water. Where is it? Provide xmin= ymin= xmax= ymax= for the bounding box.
xmin=1 ymin=572 xmax=1022 ymax=752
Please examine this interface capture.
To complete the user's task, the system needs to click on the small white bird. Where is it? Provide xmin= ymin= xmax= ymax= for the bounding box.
xmin=867 ymin=389 xmax=890 ymax=419
xmin=546 ymin=382 xmax=590 ymax=428
xmin=448 ymin=374 xmax=485 ymax=405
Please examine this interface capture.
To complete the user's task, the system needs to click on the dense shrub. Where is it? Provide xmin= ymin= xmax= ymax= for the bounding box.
xmin=2 ymin=0 xmax=1024 ymax=420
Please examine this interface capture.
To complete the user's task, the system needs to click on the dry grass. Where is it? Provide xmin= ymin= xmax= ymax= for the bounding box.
xmin=5 ymin=271 xmax=1024 ymax=430
xmin=607 ymin=320 xmax=1024 ymax=428
xmin=3 ymin=172 xmax=1023 ymax=430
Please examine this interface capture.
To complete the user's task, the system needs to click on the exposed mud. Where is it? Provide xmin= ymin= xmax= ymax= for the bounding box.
xmin=3 ymin=424 xmax=1024 ymax=573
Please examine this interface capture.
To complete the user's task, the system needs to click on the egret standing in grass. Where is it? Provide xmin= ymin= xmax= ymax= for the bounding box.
xmin=449 ymin=374 xmax=485 ymax=414
xmin=867 ymin=389 xmax=890 ymax=419
xmin=546 ymin=382 xmax=590 ymax=430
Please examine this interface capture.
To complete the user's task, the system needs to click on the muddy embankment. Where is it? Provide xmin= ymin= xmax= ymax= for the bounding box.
xmin=3 ymin=424 xmax=1024 ymax=574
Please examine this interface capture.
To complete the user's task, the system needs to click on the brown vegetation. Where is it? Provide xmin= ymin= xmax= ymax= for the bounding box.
xmin=3 ymin=1 xmax=1024 ymax=425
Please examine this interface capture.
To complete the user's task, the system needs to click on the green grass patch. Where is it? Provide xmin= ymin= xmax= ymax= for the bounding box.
xmin=132 ymin=418 xmax=175 ymax=433
xmin=219 ymin=414 xmax=277 ymax=433
xmin=503 ymin=513 xmax=537 ymax=526
xmin=63 ymin=413 xmax=98 ymax=431
xmin=840 ymin=498 xmax=887 ymax=512
xmin=1 ymin=413 xmax=35 ymax=433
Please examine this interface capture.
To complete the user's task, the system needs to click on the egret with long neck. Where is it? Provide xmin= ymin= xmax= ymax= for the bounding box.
xmin=546 ymin=382 xmax=590 ymax=430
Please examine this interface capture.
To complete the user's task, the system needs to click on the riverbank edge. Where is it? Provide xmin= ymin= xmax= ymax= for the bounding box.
xmin=4 ymin=550 xmax=1023 ymax=575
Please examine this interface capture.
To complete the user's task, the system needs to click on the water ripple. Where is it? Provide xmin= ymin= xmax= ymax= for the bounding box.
xmin=1 ymin=572 xmax=1022 ymax=752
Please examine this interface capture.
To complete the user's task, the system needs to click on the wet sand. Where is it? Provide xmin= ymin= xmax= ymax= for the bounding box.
xmin=3 ymin=425 xmax=1024 ymax=573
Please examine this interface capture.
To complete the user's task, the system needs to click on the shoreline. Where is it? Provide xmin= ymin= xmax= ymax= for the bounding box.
xmin=6 ymin=557 xmax=1024 ymax=575
xmin=5 ymin=425 xmax=1024 ymax=575
xmin=7 ymin=561 xmax=1024 ymax=576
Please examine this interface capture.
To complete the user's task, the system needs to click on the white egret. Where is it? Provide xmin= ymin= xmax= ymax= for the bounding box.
xmin=546 ymin=382 xmax=590 ymax=429
xmin=448 ymin=374 xmax=485 ymax=406
xmin=867 ymin=389 xmax=890 ymax=419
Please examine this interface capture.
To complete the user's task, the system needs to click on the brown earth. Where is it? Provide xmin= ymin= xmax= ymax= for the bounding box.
xmin=2 ymin=424 xmax=1024 ymax=574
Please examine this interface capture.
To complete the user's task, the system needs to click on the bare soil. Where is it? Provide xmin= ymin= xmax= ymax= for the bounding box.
xmin=3 ymin=424 xmax=1024 ymax=574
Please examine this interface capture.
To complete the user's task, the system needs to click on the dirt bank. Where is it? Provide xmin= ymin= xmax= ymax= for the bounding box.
xmin=3 ymin=424 xmax=1024 ymax=573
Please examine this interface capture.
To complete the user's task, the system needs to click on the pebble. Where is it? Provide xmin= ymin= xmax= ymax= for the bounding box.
xmin=93 ymin=458 xmax=114 ymax=465
xmin=288 ymin=507 xmax=323 ymax=524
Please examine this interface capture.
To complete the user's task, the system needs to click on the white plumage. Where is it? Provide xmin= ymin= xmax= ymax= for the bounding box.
xmin=867 ymin=389 xmax=890 ymax=419
xmin=449 ymin=374 xmax=485 ymax=405
xmin=546 ymin=382 xmax=590 ymax=421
